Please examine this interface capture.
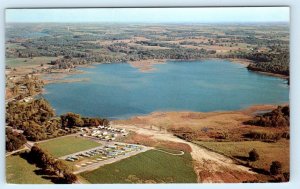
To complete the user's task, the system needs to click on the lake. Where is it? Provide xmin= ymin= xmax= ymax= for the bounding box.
xmin=43 ymin=60 xmax=289 ymax=119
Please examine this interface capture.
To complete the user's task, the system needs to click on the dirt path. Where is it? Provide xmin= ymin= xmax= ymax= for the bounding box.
xmin=153 ymin=149 xmax=184 ymax=156
xmin=112 ymin=123 xmax=258 ymax=183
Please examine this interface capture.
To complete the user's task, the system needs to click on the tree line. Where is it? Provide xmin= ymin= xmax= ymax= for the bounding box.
xmin=27 ymin=145 xmax=77 ymax=183
xmin=6 ymin=98 xmax=110 ymax=142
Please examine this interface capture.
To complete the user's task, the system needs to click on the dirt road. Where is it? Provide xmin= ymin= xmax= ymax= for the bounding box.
xmin=112 ymin=123 xmax=258 ymax=183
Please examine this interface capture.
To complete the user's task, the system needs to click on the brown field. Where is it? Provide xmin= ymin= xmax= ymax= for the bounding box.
xmin=195 ymin=139 xmax=289 ymax=173
xmin=114 ymin=104 xmax=288 ymax=142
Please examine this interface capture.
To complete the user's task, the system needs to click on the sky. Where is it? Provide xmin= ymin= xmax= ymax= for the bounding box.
xmin=5 ymin=7 xmax=289 ymax=23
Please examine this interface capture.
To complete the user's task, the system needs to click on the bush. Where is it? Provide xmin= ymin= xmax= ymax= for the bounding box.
xmin=243 ymin=131 xmax=281 ymax=142
xmin=270 ymin=161 xmax=282 ymax=175
xmin=244 ymin=106 xmax=289 ymax=128
xmin=61 ymin=112 xmax=84 ymax=128
xmin=249 ymin=149 xmax=259 ymax=161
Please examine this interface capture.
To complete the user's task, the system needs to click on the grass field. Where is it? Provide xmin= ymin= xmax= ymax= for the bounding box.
xmin=6 ymin=153 xmax=52 ymax=184
xmin=6 ymin=56 xmax=57 ymax=67
xmin=194 ymin=139 xmax=289 ymax=173
xmin=38 ymin=136 xmax=100 ymax=157
xmin=80 ymin=150 xmax=197 ymax=183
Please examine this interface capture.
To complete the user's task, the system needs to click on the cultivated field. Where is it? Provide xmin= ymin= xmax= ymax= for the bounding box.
xmin=80 ymin=150 xmax=197 ymax=183
xmin=6 ymin=153 xmax=52 ymax=184
xmin=37 ymin=136 xmax=100 ymax=157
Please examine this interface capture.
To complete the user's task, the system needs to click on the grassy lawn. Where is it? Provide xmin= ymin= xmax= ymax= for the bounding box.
xmin=6 ymin=56 xmax=57 ymax=67
xmin=6 ymin=153 xmax=52 ymax=184
xmin=37 ymin=136 xmax=100 ymax=157
xmin=80 ymin=150 xmax=197 ymax=183
xmin=194 ymin=139 xmax=289 ymax=173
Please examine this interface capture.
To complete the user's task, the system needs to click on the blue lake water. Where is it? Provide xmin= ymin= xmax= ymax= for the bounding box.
xmin=43 ymin=60 xmax=289 ymax=119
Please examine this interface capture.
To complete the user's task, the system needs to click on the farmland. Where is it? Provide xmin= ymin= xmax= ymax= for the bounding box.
xmin=6 ymin=153 xmax=52 ymax=184
xmin=80 ymin=150 xmax=197 ymax=183
xmin=37 ymin=136 xmax=100 ymax=157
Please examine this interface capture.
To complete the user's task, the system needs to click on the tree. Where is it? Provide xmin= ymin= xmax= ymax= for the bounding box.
xmin=6 ymin=128 xmax=27 ymax=152
xmin=61 ymin=112 xmax=84 ymax=128
xmin=23 ymin=123 xmax=47 ymax=141
xmin=53 ymin=160 xmax=68 ymax=176
xmin=270 ymin=161 xmax=282 ymax=175
xmin=249 ymin=149 xmax=259 ymax=161
xmin=63 ymin=172 xmax=77 ymax=183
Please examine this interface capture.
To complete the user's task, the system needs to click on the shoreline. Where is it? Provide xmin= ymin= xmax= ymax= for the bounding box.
xmin=113 ymin=103 xmax=287 ymax=122
xmin=247 ymin=69 xmax=289 ymax=80
xmin=128 ymin=59 xmax=167 ymax=72
xmin=35 ymin=57 xmax=292 ymax=84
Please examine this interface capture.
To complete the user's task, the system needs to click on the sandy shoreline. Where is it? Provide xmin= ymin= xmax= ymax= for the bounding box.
xmin=128 ymin=59 xmax=167 ymax=72
xmin=113 ymin=104 xmax=283 ymax=127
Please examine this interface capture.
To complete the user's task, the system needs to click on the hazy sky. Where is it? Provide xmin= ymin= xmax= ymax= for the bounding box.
xmin=6 ymin=7 xmax=289 ymax=23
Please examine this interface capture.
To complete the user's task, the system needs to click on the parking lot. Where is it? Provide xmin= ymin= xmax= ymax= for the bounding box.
xmin=59 ymin=141 xmax=151 ymax=174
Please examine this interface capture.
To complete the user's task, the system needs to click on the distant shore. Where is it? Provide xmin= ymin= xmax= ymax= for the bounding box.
xmin=128 ymin=59 xmax=167 ymax=72
xmin=113 ymin=103 xmax=286 ymax=126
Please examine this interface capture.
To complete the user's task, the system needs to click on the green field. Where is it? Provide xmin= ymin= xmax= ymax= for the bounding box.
xmin=80 ymin=150 xmax=197 ymax=183
xmin=194 ymin=139 xmax=289 ymax=172
xmin=6 ymin=153 xmax=52 ymax=184
xmin=38 ymin=136 xmax=100 ymax=157
xmin=6 ymin=56 xmax=57 ymax=67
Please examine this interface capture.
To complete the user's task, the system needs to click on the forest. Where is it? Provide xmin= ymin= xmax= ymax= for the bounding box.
xmin=6 ymin=98 xmax=109 ymax=142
